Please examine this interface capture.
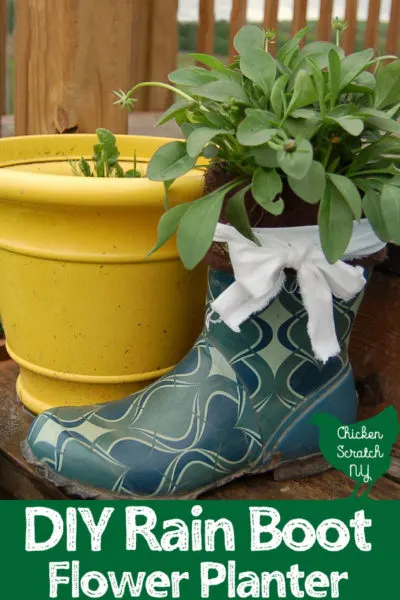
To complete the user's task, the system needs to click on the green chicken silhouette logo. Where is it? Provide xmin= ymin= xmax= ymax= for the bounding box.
xmin=312 ymin=406 xmax=399 ymax=498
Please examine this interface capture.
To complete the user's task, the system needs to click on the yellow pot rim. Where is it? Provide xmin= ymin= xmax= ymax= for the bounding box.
xmin=8 ymin=343 xmax=174 ymax=384
xmin=0 ymin=134 xmax=206 ymax=208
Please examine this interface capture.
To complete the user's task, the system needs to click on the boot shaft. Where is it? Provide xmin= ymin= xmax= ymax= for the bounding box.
xmin=205 ymin=268 xmax=365 ymax=425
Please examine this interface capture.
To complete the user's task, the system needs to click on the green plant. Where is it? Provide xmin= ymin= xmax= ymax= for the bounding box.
xmin=70 ymin=128 xmax=142 ymax=178
xmin=116 ymin=21 xmax=400 ymax=268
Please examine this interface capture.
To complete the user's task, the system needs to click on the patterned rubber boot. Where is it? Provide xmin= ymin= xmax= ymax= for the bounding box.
xmin=24 ymin=269 xmax=363 ymax=498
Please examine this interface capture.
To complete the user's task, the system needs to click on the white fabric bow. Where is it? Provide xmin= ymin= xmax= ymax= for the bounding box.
xmin=210 ymin=223 xmax=370 ymax=363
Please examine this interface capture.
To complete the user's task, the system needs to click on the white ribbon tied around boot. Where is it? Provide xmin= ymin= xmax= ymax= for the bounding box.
xmin=211 ymin=222 xmax=386 ymax=364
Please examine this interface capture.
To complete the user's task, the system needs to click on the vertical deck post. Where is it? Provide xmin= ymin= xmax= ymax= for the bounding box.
xmin=129 ymin=0 xmax=178 ymax=112
xmin=229 ymin=0 xmax=247 ymax=61
xmin=197 ymin=0 xmax=215 ymax=56
xmin=130 ymin=0 xmax=152 ymax=111
xmin=292 ymin=0 xmax=308 ymax=39
xmin=342 ymin=0 xmax=358 ymax=54
xmin=365 ymin=0 xmax=381 ymax=52
xmin=14 ymin=0 xmax=136 ymax=135
xmin=386 ymin=0 xmax=400 ymax=56
xmin=146 ymin=0 xmax=178 ymax=111
xmin=317 ymin=0 xmax=334 ymax=41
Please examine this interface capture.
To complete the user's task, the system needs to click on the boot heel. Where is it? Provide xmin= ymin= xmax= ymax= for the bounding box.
xmin=272 ymin=454 xmax=331 ymax=481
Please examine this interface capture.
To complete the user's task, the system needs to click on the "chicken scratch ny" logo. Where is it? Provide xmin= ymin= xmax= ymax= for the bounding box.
xmin=311 ymin=406 xmax=399 ymax=498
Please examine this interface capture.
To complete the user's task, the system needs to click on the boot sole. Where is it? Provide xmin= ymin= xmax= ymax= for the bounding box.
xmin=21 ymin=440 xmax=330 ymax=500
xmin=22 ymin=362 xmax=353 ymax=499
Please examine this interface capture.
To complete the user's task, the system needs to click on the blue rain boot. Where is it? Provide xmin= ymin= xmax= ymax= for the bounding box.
xmin=24 ymin=269 xmax=362 ymax=498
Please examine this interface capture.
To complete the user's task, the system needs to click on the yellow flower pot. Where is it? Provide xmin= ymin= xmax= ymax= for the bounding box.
xmin=0 ymin=134 xmax=207 ymax=414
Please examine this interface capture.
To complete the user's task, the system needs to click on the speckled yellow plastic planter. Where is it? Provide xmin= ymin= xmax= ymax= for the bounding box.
xmin=0 ymin=135 xmax=207 ymax=414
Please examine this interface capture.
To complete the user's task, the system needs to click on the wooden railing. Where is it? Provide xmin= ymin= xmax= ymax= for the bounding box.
xmin=199 ymin=0 xmax=400 ymax=59
xmin=0 ymin=0 xmax=399 ymax=135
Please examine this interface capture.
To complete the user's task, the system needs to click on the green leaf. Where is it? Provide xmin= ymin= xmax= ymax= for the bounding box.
xmin=237 ymin=109 xmax=278 ymax=146
xmin=328 ymin=49 xmax=341 ymax=107
xmin=203 ymin=144 xmax=219 ymax=159
xmin=287 ymin=70 xmax=317 ymax=114
xmin=327 ymin=173 xmax=362 ymax=220
xmin=124 ymin=169 xmax=142 ymax=178
xmin=307 ymin=57 xmax=325 ymax=111
xmin=277 ymin=26 xmax=312 ymax=66
xmin=114 ymin=162 xmax=125 ymax=178
xmin=168 ymin=67 xmax=217 ymax=87
xmin=78 ymin=157 xmax=92 ymax=177
xmin=355 ymin=71 xmax=376 ymax=89
xmin=93 ymin=143 xmax=105 ymax=177
xmin=177 ymin=182 xmax=238 ymax=269
xmin=252 ymin=168 xmax=284 ymax=215
xmin=362 ymin=189 xmax=391 ymax=242
xmin=340 ymin=49 xmax=374 ymax=90
xmin=318 ymin=180 xmax=354 ymax=263
xmin=277 ymin=138 xmax=313 ymax=180
xmin=147 ymin=141 xmax=196 ymax=181
xmin=188 ymin=53 xmax=230 ymax=73
xmin=156 ymin=100 xmax=189 ymax=126
xmin=352 ymin=176 xmax=390 ymax=193
xmin=381 ymin=183 xmax=400 ymax=243
xmin=357 ymin=108 xmax=400 ymax=134
xmin=288 ymin=161 xmax=326 ymax=204
xmin=291 ymin=109 xmax=321 ymax=119
xmin=284 ymin=115 xmax=322 ymax=140
xmin=240 ymin=48 xmax=276 ymax=96
xmin=387 ymin=101 xmax=400 ymax=119
xmin=328 ymin=116 xmax=364 ymax=136
xmin=301 ymin=41 xmax=344 ymax=58
xmin=225 ymin=185 xmax=257 ymax=243
xmin=248 ymin=144 xmax=279 ymax=168
xmin=234 ymin=25 xmax=265 ymax=55
xmin=348 ymin=137 xmax=400 ymax=174
xmin=94 ymin=128 xmax=120 ymax=177
xmin=270 ymin=75 xmax=288 ymax=118
xmin=294 ymin=45 xmax=343 ymax=72
xmin=180 ymin=123 xmax=196 ymax=139
xmin=186 ymin=127 xmax=234 ymax=158
xmin=203 ymin=110 xmax=231 ymax=128
xmin=148 ymin=203 xmax=191 ymax=256
xmin=276 ymin=60 xmax=291 ymax=76
xmin=96 ymin=128 xmax=117 ymax=153
xmin=342 ymin=82 xmax=375 ymax=96
xmin=328 ymin=103 xmax=358 ymax=117
xmin=194 ymin=80 xmax=249 ymax=104
xmin=392 ymin=174 xmax=400 ymax=186
xmin=375 ymin=59 xmax=400 ymax=109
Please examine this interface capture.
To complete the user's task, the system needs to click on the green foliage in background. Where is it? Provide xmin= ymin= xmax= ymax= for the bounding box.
xmin=179 ymin=20 xmax=390 ymax=57
xmin=6 ymin=0 xmax=14 ymax=34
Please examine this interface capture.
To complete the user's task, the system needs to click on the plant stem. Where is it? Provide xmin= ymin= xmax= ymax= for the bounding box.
xmin=349 ymin=168 xmax=397 ymax=176
xmin=268 ymin=141 xmax=283 ymax=151
xmin=323 ymin=142 xmax=333 ymax=168
xmin=327 ymin=156 xmax=340 ymax=172
xmin=127 ymin=82 xmax=196 ymax=104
